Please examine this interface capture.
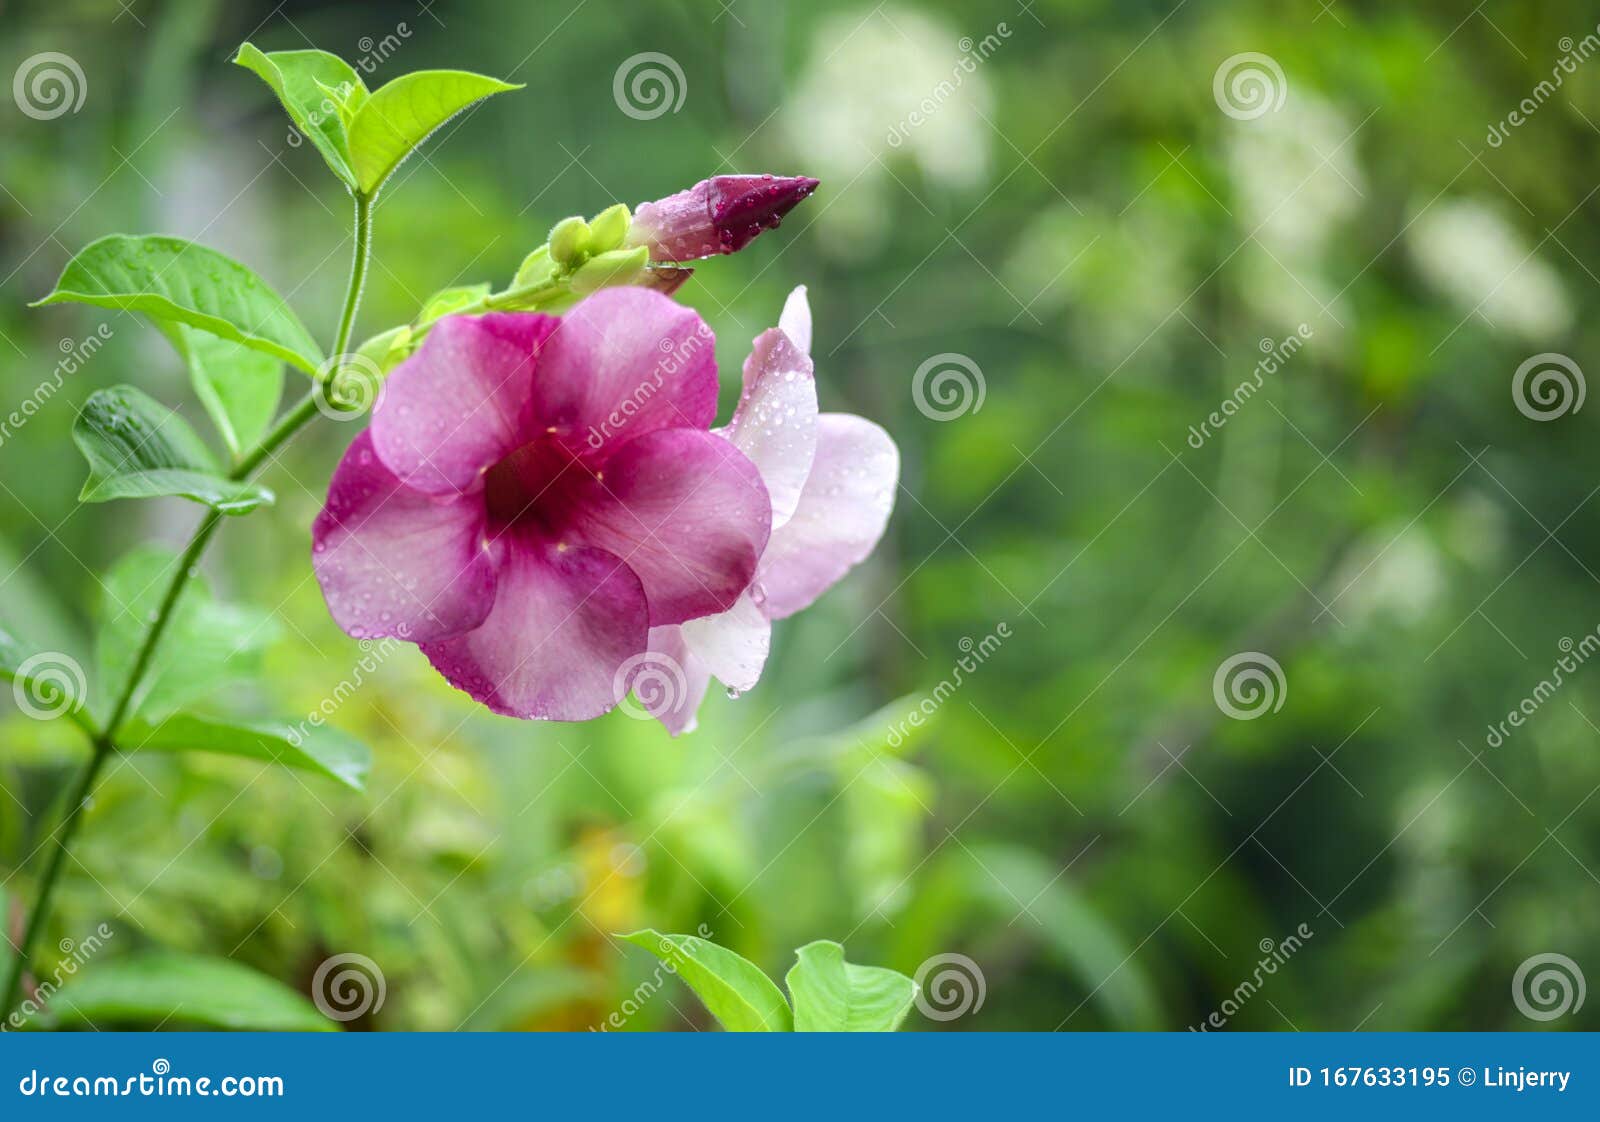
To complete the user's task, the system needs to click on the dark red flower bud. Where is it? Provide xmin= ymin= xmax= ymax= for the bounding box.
xmin=628 ymin=174 xmax=819 ymax=262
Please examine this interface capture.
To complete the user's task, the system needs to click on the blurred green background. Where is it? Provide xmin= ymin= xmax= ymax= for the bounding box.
xmin=3 ymin=0 xmax=1599 ymax=1030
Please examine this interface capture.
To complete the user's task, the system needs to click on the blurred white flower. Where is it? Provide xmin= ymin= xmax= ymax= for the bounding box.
xmin=1409 ymin=198 xmax=1572 ymax=340
xmin=782 ymin=6 xmax=996 ymax=256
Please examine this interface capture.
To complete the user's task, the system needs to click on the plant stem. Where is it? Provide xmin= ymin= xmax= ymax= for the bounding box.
xmin=0 ymin=191 xmax=376 ymax=1021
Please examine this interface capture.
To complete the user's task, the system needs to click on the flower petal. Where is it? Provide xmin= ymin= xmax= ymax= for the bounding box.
xmin=724 ymin=327 xmax=817 ymax=530
xmin=642 ymin=626 xmax=712 ymax=736
xmin=312 ymin=430 xmax=496 ymax=642
xmin=756 ymin=414 xmax=898 ymax=620
xmin=779 ymin=285 xmax=812 ymax=353
xmin=569 ymin=428 xmax=770 ymax=626
xmin=680 ymin=591 xmax=771 ymax=693
xmin=371 ymin=313 xmax=557 ymax=495
xmin=419 ymin=532 xmax=648 ymax=721
xmin=523 ymin=288 xmax=717 ymax=459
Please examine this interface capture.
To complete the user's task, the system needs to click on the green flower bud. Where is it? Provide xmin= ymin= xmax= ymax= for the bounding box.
xmin=547 ymin=216 xmax=591 ymax=269
xmin=586 ymin=204 xmax=631 ymax=253
xmin=513 ymin=245 xmax=554 ymax=289
xmin=569 ymin=246 xmax=650 ymax=295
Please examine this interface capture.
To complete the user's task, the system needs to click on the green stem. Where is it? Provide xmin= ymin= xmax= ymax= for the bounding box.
xmin=1 ymin=190 xmax=376 ymax=1022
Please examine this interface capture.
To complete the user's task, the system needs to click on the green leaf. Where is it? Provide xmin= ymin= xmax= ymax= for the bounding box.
xmin=347 ymin=69 xmax=521 ymax=195
xmin=41 ymin=952 xmax=335 ymax=1031
xmin=0 ymin=625 xmax=89 ymax=722
xmin=35 ymin=235 xmax=323 ymax=375
xmin=620 ymin=930 xmax=792 ymax=1031
xmin=73 ymin=387 xmax=273 ymax=514
xmin=96 ymin=547 xmax=281 ymax=721
xmin=158 ymin=323 xmax=283 ymax=458
xmin=785 ymin=940 xmax=917 ymax=1032
xmin=234 ymin=44 xmax=364 ymax=188
xmin=418 ymin=282 xmax=490 ymax=325
xmin=123 ymin=713 xmax=370 ymax=790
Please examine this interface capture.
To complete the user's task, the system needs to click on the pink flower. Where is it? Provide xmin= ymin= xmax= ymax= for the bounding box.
xmin=311 ymin=288 xmax=772 ymax=721
xmin=646 ymin=287 xmax=899 ymax=735
xmin=628 ymin=175 xmax=820 ymax=262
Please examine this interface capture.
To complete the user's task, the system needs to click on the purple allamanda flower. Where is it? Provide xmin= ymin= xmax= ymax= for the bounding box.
xmin=310 ymin=288 xmax=772 ymax=721
xmin=645 ymin=287 xmax=900 ymax=735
